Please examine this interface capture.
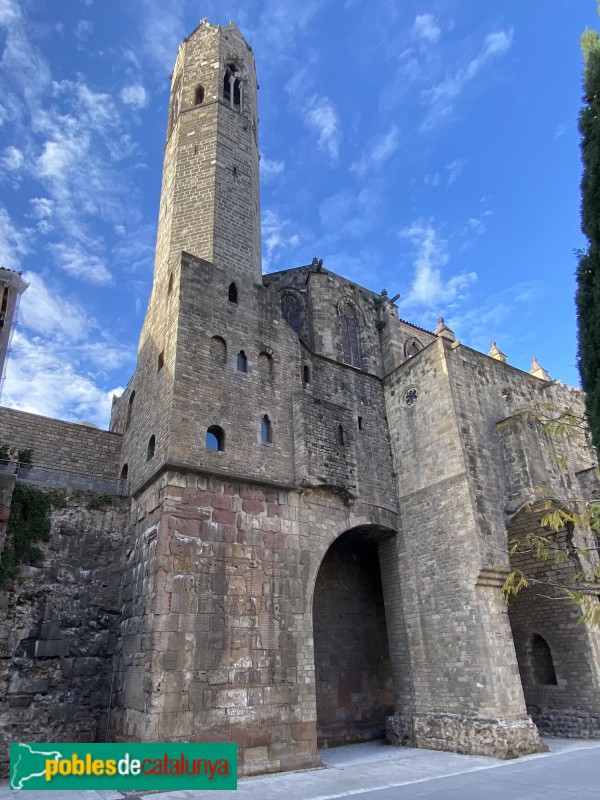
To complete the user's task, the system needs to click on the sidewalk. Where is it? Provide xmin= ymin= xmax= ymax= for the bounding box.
xmin=2 ymin=737 xmax=599 ymax=800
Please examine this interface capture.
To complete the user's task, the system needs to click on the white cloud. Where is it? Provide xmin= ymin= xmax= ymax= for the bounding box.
xmin=49 ymin=243 xmax=113 ymax=286
xmin=412 ymin=13 xmax=441 ymax=44
xmin=262 ymin=209 xmax=300 ymax=270
xmin=421 ymin=28 xmax=514 ymax=127
xmin=120 ymin=83 xmax=149 ymax=110
xmin=260 ymin=154 xmax=285 ymax=178
xmin=75 ymin=19 xmax=93 ymax=41
xmin=0 ymin=0 xmax=20 ymax=25
xmin=399 ymin=219 xmax=477 ymax=309
xmin=1 ymin=144 xmax=23 ymax=171
xmin=305 ymin=95 xmax=340 ymax=161
xmin=351 ymin=126 xmax=399 ymax=177
xmin=18 ymin=270 xmax=89 ymax=341
xmin=445 ymin=157 xmax=468 ymax=185
xmin=0 ymin=205 xmax=29 ymax=267
xmin=319 ymin=187 xmax=381 ymax=238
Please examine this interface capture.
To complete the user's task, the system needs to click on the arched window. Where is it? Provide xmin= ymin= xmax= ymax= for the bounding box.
xmin=237 ymin=350 xmax=247 ymax=372
xmin=337 ymin=425 xmax=345 ymax=447
xmin=126 ymin=391 xmax=135 ymax=430
xmin=261 ymin=415 xmax=272 ymax=443
xmin=258 ymin=352 xmax=273 ymax=380
xmin=339 ymin=300 xmax=362 ymax=368
xmin=210 ymin=336 xmax=227 ymax=363
xmin=194 ymin=84 xmax=205 ymax=105
xmin=405 ymin=337 xmax=423 ymax=359
xmin=120 ymin=464 xmax=129 ymax=480
xmin=228 ymin=282 xmax=238 ymax=303
xmin=147 ymin=435 xmax=156 ymax=461
xmin=303 ymin=365 xmax=311 ymax=384
xmin=224 ymin=62 xmax=241 ymax=109
xmin=206 ymin=426 xmax=225 ymax=451
xmin=531 ymin=634 xmax=558 ymax=685
xmin=281 ymin=294 xmax=301 ymax=335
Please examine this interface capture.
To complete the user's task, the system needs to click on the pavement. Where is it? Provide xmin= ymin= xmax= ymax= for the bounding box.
xmin=1 ymin=736 xmax=599 ymax=800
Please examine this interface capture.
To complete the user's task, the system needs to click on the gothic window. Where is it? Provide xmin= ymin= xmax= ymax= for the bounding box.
xmin=336 ymin=425 xmax=345 ymax=447
xmin=147 ymin=435 xmax=156 ymax=461
xmin=126 ymin=391 xmax=135 ymax=430
xmin=530 ymin=634 xmax=558 ymax=685
xmin=261 ymin=415 xmax=272 ymax=443
xmin=339 ymin=299 xmax=362 ymax=368
xmin=194 ymin=84 xmax=204 ymax=105
xmin=120 ymin=464 xmax=129 ymax=480
xmin=228 ymin=282 xmax=238 ymax=303
xmin=237 ymin=350 xmax=248 ymax=372
xmin=224 ymin=62 xmax=241 ymax=110
xmin=258 ymin=352 xmax=273 ymax=380
xmin=210 ymin=336 xmax=227 ymax=363
xmin=206 ymin=426 xmax=225 ymax=451
xmin=281 ymin=294 xmax=301 ymax=335
xmin=404 ymin=337 xmax=423 ymax=359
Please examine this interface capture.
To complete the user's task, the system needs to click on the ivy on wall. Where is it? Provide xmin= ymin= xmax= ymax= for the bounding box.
xmin=0 ymin=482 xmax=51 ymax=587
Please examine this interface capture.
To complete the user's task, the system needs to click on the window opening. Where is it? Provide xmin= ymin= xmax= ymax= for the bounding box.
xmin=223 ymin=62 xmax=242 ymax=109
xmin=206 ymin=425 xmax=225 ymax=451
xmin=210 ymin=336 xmax=227 ymax=363
xmin=281 ymin=294 xmax=301 ymax=335
xmin=228 ymin=282 xmax=238 ymax=303
xmin=120 ymin=464 xmax=129 ymax=480
xmin=194 ymin=84 xmax=204 ymax=105
xmin=237 ymin=350 xmax=247 ymax=372
xmin=259 ymin=352 xmax=273 ymax=380
xmin=261 ymin=415 xmax=272 ymax=443
xmin=147 ymin=435 xmax=156 ymax=461
xmin=339 ymin=300 xmax=361 ymax=368
xmin=405 ymin=338 xmax=423 ymax=359
xmin=358 ymin=416 xmax=363 ymax=431
xmin=157 ymin=350 xmax=164 ymax=372
xmin=303 ymin=365 xmax=311 ymax=384
xmin=126 ymin=391 xmax=135 ymax=430
xmin=337 ymin=425 xmax=345 ymax=447
xmin=531 ymin=634 xmax=558 ymax=685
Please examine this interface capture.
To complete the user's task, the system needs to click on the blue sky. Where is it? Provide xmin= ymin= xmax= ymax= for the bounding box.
xmin=0 ymin=0 xmax=597 ymax=427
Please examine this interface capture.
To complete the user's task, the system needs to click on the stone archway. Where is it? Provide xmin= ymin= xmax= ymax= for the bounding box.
xmin=312 ymin=525 xmax=396 ymax=746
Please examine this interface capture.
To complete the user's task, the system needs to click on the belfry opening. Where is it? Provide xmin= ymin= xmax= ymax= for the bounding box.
xmin=313 ymin=526 xmax=396 ymax=747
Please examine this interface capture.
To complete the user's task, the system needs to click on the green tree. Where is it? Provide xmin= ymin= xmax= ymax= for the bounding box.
xmin=577 ymin=16 xmax=600 ymax=456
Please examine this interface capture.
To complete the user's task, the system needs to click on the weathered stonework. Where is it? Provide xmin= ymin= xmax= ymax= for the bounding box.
xmin=1 ymin=18 xmax=600 ymax=780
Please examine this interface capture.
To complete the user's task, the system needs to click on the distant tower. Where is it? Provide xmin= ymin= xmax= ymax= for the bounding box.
xmin=0 ymin=268 xmax=28 ymax=400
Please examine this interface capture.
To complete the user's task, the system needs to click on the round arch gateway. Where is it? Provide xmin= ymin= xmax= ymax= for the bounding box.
xmin=312 ymin=525 xmax=396 ymax=747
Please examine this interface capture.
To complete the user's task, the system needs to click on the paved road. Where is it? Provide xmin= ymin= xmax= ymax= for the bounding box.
xmin=1 ymin=737 xmax=599 ymax=800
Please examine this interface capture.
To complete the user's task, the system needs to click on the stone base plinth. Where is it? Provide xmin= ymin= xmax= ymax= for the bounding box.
xmin=386 ymin=712 xmax=546 ymax=759
xmin=529 ymin=706 xmax=600 ymax=739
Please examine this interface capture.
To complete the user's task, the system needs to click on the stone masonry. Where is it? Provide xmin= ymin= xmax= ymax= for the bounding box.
xmin=1 ymin=18 xmax=600 ymax=779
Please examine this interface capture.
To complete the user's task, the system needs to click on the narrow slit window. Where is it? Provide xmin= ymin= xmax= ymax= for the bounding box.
xmin=147 ymin=435 xmax=156 ymax=461
xmin=303 ymin=365 xmax=310 ymax=384
xmin=194 ymin=84 xmax=204 ymax=105
xmin=126 ymin=391 xmax=135 ymax=430
xmin=120 ymin=464 xmax=129 ymax=480
xmin=337 ymin=425 xmax=345 ymax=447
xmin=261 ymin=415 xmax=272 ymax=443
xmin=358 ymin=416 xmax=363 ymax=431
xmin=206 ymin=425 xmax=225 ymax=451
xmin=228 ymin=282 xmax=238 ymax=303
xmin=237 ymin=350 xmax=247 ymax=372
xmin=157 ymin=351 xmax=164 ymax=372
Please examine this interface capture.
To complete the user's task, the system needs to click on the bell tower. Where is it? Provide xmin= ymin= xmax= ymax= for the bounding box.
xmin=154 ymin=20 xmax=261 ymax=283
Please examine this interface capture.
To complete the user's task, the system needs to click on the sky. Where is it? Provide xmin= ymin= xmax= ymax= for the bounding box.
xmin=0 ymin=0 xmax=597 ymax=428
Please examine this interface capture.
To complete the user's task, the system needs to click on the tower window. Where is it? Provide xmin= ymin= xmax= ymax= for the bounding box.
xmin=210 ymin=336 xmax=227 ymax=363
xmin=147 ymin=435 xmax=156 ymax=461
xmin=259 ymin=352 xmax=273 ymax=380
xmin=120 ymin=463 xmax=129 ymax=480
xmin=206 ymin=425 xmax=225 ymax=451
xmin=224 ymin=62 xmax=241 ymax=110
xmin=157 ymin=350 xmax=164 ymax=372
xmin=358 ymin=416 xmax=363 ymax=430
xmin=194 ymin=84 xmax=205 ymax=105
xmin=228 ymin=282 xmax=238 ymax=303
xmin=237 ymin=350 xmax=247 ymax=372
xmin=303 ymin=365 xmax=310 ymax=384
xmin=261 ymin=415 xmax=272 ymax=443
xmin=337 ymin=425 xmax=345 ymax=447
xmin=126 ymin=390 xmax=135 ymax=430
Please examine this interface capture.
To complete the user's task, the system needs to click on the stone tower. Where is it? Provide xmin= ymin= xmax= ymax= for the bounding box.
xmin=0 ymin=267 xmax=28 ymax=401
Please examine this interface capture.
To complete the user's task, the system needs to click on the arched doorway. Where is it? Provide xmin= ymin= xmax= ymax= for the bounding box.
xmin=313 ymin=526 xmax=396 ymax=746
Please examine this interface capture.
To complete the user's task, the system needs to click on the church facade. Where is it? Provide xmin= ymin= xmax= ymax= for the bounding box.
xmin=1 ymin=21 xmax=600 ymax=777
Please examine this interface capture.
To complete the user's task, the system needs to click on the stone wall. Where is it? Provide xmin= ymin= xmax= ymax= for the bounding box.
xmin=0 ymin=484 xmax=129 ymax=775
xmin=0 ymin=407 xmax=122 ymax=478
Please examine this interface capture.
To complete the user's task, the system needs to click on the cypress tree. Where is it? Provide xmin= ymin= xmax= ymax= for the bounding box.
xmin=577 ymin=27 xmax=600 ymax=454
